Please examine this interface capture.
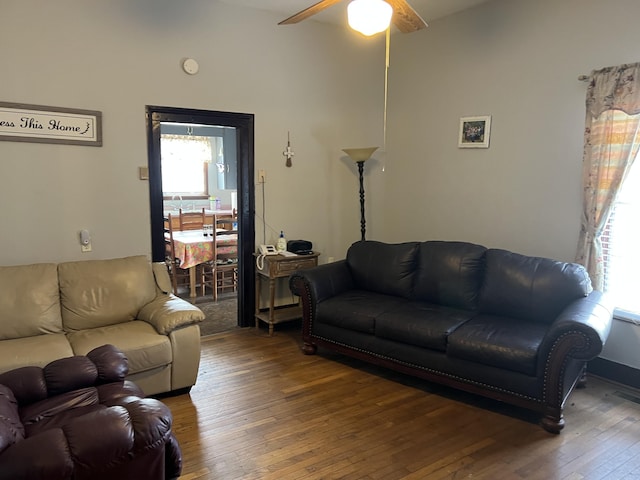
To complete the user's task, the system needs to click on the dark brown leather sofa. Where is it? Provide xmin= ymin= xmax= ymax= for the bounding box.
xmin=0 ymin=344 xmax=181 ymax=480
xmin=290 ymin=240 xmax=614 ymax=433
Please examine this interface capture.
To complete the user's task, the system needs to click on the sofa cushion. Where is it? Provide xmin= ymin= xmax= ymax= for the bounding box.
xmin=0 ymin=384 xmax=24 ymax=455
xmin=0 ymin=263 xmax=62 ymax=340
xmin=376 ymin=301 xmax=474 ymax=351
xmin=67 ymin=321 xmax=172 ymax=376
xmin=346 ymin=241 xmax=419 ymax=298
xmin=446 ymin=314 xmax=548 ymax=376
xmin=411 ymin=241 xmax=486 ymax=310
xmin=315 ymin=290 xmax=407 ymax=334
xmin=0 ymin=334 xmax=74 ymax=375
xmin=59 ymin=256 xmax=158 ymax=332
xmin=478 ymin=249 xmax=592 ymax=324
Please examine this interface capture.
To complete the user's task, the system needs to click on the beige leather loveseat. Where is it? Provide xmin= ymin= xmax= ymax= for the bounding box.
xmin=0 ymin=255 xmax=204 ymax=396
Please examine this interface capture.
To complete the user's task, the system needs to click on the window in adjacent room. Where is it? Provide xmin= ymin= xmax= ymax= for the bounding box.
xmin=602 ymin=154 xmax=640 ymax=321
xmin=161 ymin=134 xmax=212 ymax=198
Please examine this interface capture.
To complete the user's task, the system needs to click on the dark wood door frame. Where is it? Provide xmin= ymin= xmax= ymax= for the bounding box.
xmin=145 ymin=105 xmax=255 ymax=327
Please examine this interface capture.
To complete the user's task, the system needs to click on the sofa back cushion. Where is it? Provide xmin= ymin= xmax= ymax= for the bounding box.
xmin=346 ymin=241 xmax=419 ymax=298
xmin=478 ymin=249 xmax=593 ymax=324
xmin=0 ymin=263 xmax=62 ymax=340
xmin=411 ymin=241 xmax=487 ymax=310
xmin=59 ymin=256 xmax=157 ymax=332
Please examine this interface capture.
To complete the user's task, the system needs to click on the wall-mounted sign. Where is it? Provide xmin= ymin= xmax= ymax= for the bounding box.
xmin=0 ymin=101 xmax=102 ymax=146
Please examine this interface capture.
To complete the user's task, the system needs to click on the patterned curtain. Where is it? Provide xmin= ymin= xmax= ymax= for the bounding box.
xmin=575 ymin=63 xmax=640 ymax=290
xmin=160 ymin=134 xmax=213 ymax=164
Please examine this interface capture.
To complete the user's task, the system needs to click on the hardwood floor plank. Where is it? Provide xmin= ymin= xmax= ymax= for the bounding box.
xmin=161 ymin=328 xmax=640 ymax=479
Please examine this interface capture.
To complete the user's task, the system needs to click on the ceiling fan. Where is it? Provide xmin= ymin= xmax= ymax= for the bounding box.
xmin=279 ymin=0 xmax=428 ymax=35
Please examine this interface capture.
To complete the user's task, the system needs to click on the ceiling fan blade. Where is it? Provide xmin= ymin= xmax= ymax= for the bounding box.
xmin=279 ymin=0 xmax=344 ymax=25
xmin=386 ymin=0 xmax=428 ymax=33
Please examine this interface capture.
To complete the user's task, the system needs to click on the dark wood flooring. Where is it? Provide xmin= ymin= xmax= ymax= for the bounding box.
xmin=162 ymin=326 xmax=640 ymax=480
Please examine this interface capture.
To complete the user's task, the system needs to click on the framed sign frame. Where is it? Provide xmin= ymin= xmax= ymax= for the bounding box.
xmin=458 ymin=115 xmax=491 ymax=148
xmin=0 ymin=101 xmax=102 ymax=146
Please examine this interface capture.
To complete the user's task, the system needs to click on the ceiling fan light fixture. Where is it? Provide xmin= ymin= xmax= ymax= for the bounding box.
xmin=347 ymin=0 xmax=393 ymax=36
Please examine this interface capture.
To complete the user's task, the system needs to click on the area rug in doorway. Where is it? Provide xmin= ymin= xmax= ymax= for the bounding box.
xmin=197 ymin=296 xmax=238 ymax=336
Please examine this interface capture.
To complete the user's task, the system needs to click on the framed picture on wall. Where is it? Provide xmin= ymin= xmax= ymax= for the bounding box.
xmin=458 ymin=115 xmax=491 ymax=148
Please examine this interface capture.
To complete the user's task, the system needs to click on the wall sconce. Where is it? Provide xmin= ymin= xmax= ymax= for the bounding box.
xmin=342 ymin=147 xmax=378 ymax=241
xmin=347 ymin=0 xmax=393 ymax=36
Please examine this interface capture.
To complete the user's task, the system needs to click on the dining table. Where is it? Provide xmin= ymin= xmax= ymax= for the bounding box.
xmin=169 ymin=229 xmax=238 ymax=299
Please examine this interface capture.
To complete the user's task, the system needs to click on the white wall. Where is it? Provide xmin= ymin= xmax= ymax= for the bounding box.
xmin=375 ymin=0 xmax=640 ymax=260
xmin=382 ymin=0 xmax=640 ymax=260
xmin=382 ymin=0 xmax=640 ymax=368
xmin=0 ymin=0 xmax=385 ymax=266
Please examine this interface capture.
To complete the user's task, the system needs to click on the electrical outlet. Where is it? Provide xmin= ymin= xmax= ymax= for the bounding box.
xmin=79 ymin=229 xmax=92 ymax=252
xmin=258 ymin=170 xmax=266 ymax=183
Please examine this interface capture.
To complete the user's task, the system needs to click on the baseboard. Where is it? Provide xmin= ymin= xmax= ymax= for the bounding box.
xmin=588 ymin=357 xmax=640 ymax=390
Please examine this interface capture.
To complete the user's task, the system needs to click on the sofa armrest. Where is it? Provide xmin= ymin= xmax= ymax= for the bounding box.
xmin=138 ymin=294 xmax=205 ymax=336
xmin=541 ymin=290 xmax=614 ymax=362
xmin=290 ymin=261 xmax=354 ymax=352
xmin=289 ymin=260 xmax=354 ymax=304
xmin=152 ymin=261 xmax=173 ymax=294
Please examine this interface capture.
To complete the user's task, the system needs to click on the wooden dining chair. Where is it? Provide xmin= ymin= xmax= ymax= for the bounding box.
xmin=214 ymin=208 xmax=237 ymax=233
xmin=201 ymin=214 xmax=238 ymax=300
xmin=215 ymin=211 xmax=239 ymax=298
xmin=178 ymin=208 xmax=206 ymax=231
xmin=164 ymin=214 xmax=191 ymax=294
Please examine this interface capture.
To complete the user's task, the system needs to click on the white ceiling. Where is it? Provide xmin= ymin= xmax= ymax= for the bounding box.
xmin=219 ymin=0 xmax=493 ymax=29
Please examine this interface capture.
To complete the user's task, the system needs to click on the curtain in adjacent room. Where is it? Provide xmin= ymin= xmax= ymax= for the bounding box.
xmin=575 ymin=63 xmax=640 ymax=289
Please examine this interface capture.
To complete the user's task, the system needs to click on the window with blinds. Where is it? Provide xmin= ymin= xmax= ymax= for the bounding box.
xmin=601 ymin=158 xmax=640 ymax=320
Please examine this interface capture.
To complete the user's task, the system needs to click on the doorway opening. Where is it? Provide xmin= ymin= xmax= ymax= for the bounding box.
xmin=146 ymin=106 xmax=255 ymax=328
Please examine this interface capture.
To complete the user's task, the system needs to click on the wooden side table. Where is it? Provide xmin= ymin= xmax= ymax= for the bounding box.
xmin=255 ymin=252 xmax=320 ymax=336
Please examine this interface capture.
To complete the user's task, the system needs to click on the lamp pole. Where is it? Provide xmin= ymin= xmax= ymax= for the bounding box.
xmin=342 ymin=147 xmax=378 ymax=243
xmin=357 ymin=160 xmax=366 ymax=241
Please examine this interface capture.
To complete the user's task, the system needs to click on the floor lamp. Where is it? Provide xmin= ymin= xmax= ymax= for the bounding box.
xmin=342 ymin=147 xmax=378 ymax=241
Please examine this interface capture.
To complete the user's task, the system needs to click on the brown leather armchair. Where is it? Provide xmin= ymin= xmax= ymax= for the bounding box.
xmin=0 ymin=344 xmax=182 ymax=480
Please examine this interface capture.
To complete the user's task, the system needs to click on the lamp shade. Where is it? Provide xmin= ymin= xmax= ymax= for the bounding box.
xmin=347 ymin=0 xmax=393 ymax=36
xmin=342 ymin=147 xmax=378 ymax=162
